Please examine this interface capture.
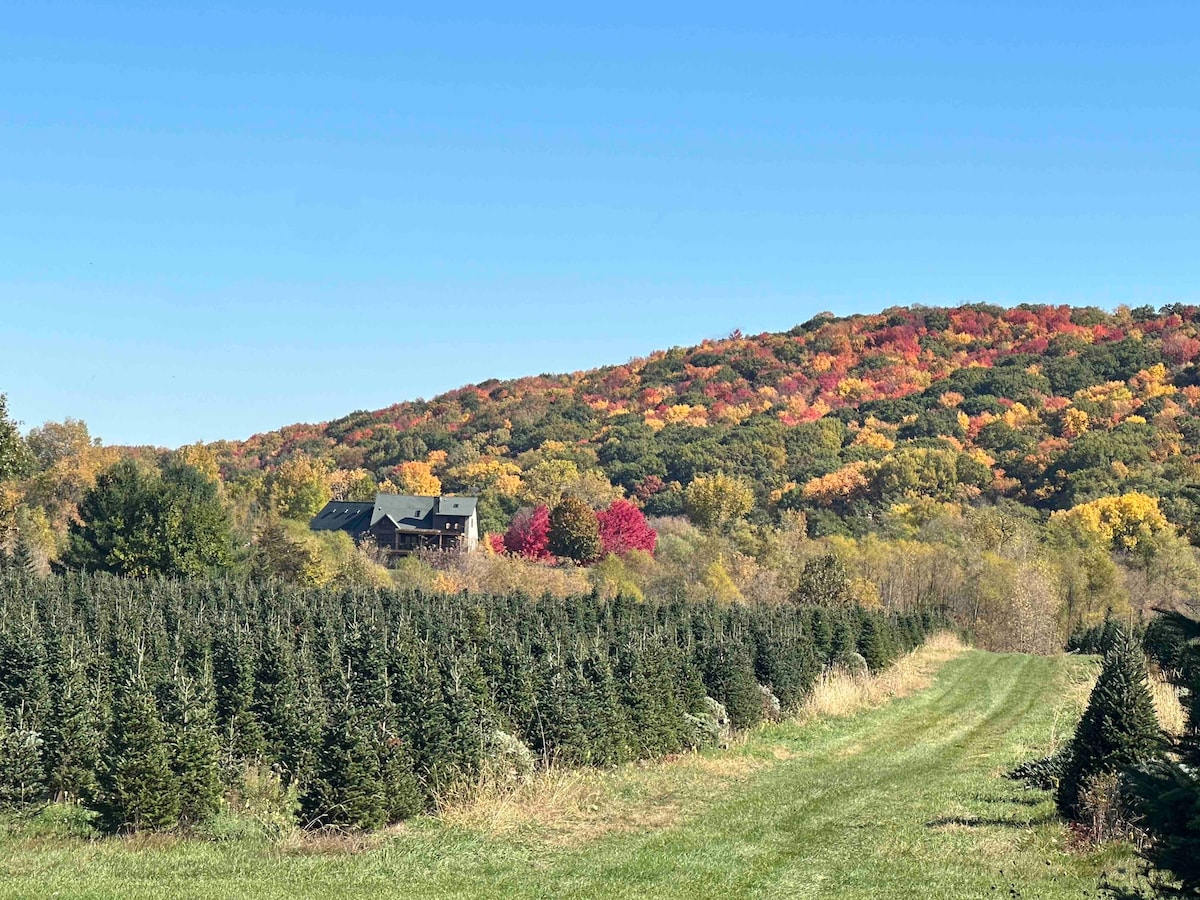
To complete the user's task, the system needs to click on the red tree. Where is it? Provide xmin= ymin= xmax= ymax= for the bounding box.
xmin=502 ymin=505 xmax=552 ymax=560
xmin=596 ymin=500 xmax=657 ymax=557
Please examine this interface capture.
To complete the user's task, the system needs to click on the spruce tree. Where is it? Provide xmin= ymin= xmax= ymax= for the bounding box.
xmin=579 ymin=654 xmax=632 ymax=766
xmin=0 ymin=707 xmax=46 ymax=808
xmin=211 ymin=633 xmax=265 ymax=770
xmin=857 ymin=615 xmax=891 ymax=673
xmin=1128 ymin=616 xmax=1200 ymax=897
xmin=809 ymin=608 xmax=834 ymax=663
xmin=94 ymin=677 xmax=181 ymax=831
xmin=1056 ymin=631 xmax=1162 ymax=819
xmin=830 ymin=617 xmax=857 ymax=660
xmin=170 ymin=671 xmax=222 ymax=827
xmin=703 ymin=644 xmax=763 ymax=731
xmin=302 ymin=697 xmax=387 ymax=830
xmin=42 ymin=640 xmax=100 ymax=801
xmin=377 ymin=724 xmax=423 ymax=823
xmin=253 ymin=632 xmax=304 ymax=777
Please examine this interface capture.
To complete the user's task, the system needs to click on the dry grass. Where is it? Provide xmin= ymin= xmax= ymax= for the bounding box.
xmin=436 ymin=750 xmax=769 ymax=846
xmin=436 ymin=768 xmax=617 ymax=842
xmin=1150 ymin=671 xmax=1187 ymax=735
xmin=799 ymin=631 xmax=968 ymax=722
xmin=436 ymin=633 xmax=968 ymax=846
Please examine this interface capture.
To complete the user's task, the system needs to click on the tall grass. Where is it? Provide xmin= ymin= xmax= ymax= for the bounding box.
xmin=801 ymin=631 xmax=968 ymax=721
xmin=1149 ymin=671 xmax=1186 ymax=735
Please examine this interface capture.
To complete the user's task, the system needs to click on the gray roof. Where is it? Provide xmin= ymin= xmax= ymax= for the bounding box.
xmin=309 ymin=501 xmax=374 ymax=533
xmin=437 ymin=496 xmax=477 ymax=517
xmin=312 ymin=494 xmax=477 ymax=535
xmin=370 ymin=494 xmax=438 ymax=529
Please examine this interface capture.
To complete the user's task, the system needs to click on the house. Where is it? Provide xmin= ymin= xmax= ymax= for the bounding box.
xmin=310 ymin=493 xmax=479 ymax=555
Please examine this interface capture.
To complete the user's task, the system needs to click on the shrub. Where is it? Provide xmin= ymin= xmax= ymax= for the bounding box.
xmin=483 ymin=730 xmax=535 ymax=784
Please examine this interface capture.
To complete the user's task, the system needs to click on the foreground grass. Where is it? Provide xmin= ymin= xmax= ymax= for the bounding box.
xmin=0 ymin=646 xmax=1130 ymax=899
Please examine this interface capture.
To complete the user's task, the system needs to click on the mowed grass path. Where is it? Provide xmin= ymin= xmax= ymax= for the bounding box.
xmin=0 ymin=651 xmax=1127 ymax=899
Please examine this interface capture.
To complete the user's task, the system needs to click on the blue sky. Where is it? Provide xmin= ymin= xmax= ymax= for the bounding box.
xmin=2 ymin=1 xmax=1197 ymax=447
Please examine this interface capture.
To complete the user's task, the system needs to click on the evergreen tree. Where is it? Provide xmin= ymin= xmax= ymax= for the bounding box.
xmin=809 ymin=608 xmax=834 ymax=663
xmin=302 ymin=696 xmax=387 ymax=830
xmin=212 ymin=633 xmax=265 ymax=769
xmin=170 ymin=671 xmax=222 ymax=827
xmin=66 ymin=459 xmax=233 ymax=578
xmin=253 ymin=631 xmax=304 ymax=777
xmin=1056 ymin=631 xmax=1162 ymax=818
xmin=703 ymin=645 xmax=763 ymax=730
xmin=42 ymin=640 xmax=100 ymax=801
xmin=575 ymin=653 xmax=631 ymax=766
xmin=830 ymin=617 xmax=857 ymax=659
xmin=857 ymin=615 xmax=891 ymax=673
xmin=377 ymin=723 xmax=424 ymax=822
xmin=11 ymin=508 xmax=46 ymax=577
xmin=0 ymin=707 xmax=46 ymax=808
xmin=94 ymin=677 xmax=181 ymax=831
xmin=0 ymin=393 xmax=33 ymax=481
xmin=1127 ymin=614 xmax=1200 ymax=897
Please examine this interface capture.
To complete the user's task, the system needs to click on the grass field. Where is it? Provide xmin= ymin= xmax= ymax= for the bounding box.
xmin=0 ymin=648 xmax=1133 ymax=899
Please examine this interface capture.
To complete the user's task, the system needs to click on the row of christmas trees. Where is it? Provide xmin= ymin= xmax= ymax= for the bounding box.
xmin=0 ymin=572 xmax=941 ymax=831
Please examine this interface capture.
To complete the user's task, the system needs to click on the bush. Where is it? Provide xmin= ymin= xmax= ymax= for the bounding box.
xmin=835 ymin=651 xmax=869 ymax=679
xmin=483 ymin=730 xmax=535 ymax=784
xmin=208 ymin=764 xmax=299 ymax=842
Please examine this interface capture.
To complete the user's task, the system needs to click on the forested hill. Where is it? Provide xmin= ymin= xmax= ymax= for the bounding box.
xmin=210 ymin=303 xmax=1200 ymax=538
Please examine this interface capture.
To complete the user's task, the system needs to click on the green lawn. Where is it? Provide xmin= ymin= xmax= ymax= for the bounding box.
xmin=0 ymin=650 xmax=1131 ymax=899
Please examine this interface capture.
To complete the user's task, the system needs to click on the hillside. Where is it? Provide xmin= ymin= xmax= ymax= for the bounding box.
xmin=6 ymin=302 xmax=1200 ymax=651
xmin=212 ymin=303 xmax=1200 ymax=538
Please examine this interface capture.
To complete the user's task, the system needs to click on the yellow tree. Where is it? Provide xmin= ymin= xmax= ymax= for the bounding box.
xmin=172 ymin=442 xmax=221 ymax=484
xmin=269 ymin=454 xmax=333 ymax=519
xmin=683 ymin=473 xmax=754 ymax=529
xmin=393 ymin=460 xmax=441 ymax=496
xmin=1049 ymin=492 xmax=1171 ymax=552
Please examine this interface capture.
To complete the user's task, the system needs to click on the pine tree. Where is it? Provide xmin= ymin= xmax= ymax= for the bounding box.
xmin=94 ymin=677 xmax=181 ymax=831
xmin=170 ymin=671 xmax=222 ymax=827
xmin=857 ymin=615 xmax=891 ymax=673
xmin=1056 ymin=631 xmax=1162 ymax=819
xmin=302 ymin=697 xmax=387 ymax=830
xmin=1127 ymin=614 xmax=1200 ymax=897
xmin=0 ymin=706 xmax=46 ymax=809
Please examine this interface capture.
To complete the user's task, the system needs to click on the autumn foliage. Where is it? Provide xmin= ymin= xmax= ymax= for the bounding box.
xmin=502 ymin=505 xmax=552 ymax=561
xmin=596 ymin=500 xmax=658 ymax=556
